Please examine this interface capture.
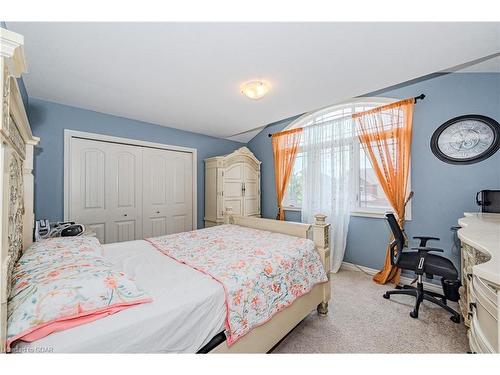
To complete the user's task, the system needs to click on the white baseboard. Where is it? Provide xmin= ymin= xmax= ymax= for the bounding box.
xmin=340 ymin=261 xmax=443 ymax=294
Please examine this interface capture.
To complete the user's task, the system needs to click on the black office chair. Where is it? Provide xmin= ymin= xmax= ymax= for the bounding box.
xmin=382 ymin=213 xmax=461 ymax=323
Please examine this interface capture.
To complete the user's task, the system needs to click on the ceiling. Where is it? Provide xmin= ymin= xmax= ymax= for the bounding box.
xmin=7 ymin=22 xmax=500 ymax=142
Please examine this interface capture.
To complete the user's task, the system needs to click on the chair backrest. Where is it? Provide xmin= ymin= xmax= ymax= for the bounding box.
xmin=385 ymin=213 xmax=405 ymax=265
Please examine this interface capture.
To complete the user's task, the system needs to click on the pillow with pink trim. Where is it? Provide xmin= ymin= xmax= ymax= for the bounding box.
xmin=6 ymin=236 xmax=152 ymax=351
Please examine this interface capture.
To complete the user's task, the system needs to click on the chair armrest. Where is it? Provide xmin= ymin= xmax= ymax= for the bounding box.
xmin=411 ymin=246 xmax=444 ymax=253
xmin=413 ymin=236 xmax=440 ymax=241
xmin=413 ymin=236 xmax=440 ymax=246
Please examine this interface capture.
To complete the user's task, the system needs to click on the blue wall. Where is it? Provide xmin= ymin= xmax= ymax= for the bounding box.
xmin=17 ymin=78 xmax=28 ymax=110
xmin=28 ymin=98 xmax=244 ymax=229
xmin=248 ymin=73 xmax=500 ymax=272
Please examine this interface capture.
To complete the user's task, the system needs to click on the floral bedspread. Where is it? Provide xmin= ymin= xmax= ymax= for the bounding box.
xmin=7 ymin=237 xmax=151 ymax=350
xmin=146 ymin=224 xmax=328 ymax=345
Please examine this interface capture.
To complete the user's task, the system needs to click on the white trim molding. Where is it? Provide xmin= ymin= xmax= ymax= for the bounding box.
xmin=284 ymin=97 xmax=397 ymax=131
xmin=0 ymin=28 xmax=27 ymax=78
xmin=63 ymin=130 xmax=198 ymax=230
xmin=340 ymin=261 xmax=443 ymax=294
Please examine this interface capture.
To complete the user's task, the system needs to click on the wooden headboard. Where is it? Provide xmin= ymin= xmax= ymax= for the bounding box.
xmin=0 ymin=27 xmax=39 ymax=353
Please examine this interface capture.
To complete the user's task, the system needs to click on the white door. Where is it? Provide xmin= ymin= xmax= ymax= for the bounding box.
xmin=69 ymin=139 xmax=107 ymax=242
xmin=106 ymin=142 xmax=143 ymax=243
xmin=222 ymin=163 xmax=244 ymax=216
xmin=142 ymin=148 xmax=193 ymax=237
xmin=69 ymin=138 xmax=143 ymax=244
xmin=243 ymin=164 xmax=260 ymax=216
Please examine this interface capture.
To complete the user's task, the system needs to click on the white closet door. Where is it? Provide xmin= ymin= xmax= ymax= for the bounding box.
xmin=106 ymin=142 xmax=143 ymax=243
xmin=69 ymin=138 xmax=143 ymax=244
xmin=143 ymin=148 xmax=193 ymax=237
xmin=243 ymin=164 xmax=259 ymax=216
xmin=223 ymin=163 xmax=244 ymax=216
xmin=69 ymin=139 xmax=107 ymax=242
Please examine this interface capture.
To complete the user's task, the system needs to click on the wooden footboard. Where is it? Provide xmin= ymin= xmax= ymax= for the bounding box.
xmin=211 ymin=209 xmax=331 ymax=353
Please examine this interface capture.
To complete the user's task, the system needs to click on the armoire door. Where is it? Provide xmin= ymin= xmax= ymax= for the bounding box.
xmin=243 ymin=164 xmax=260 ymax=216
xmin=142 ymin=148 xmax=193 ymax=237
xmin=69 ymin=138 xmax=143 ymax=244
xmin=222 ymin=163 xmax=244 ymax=216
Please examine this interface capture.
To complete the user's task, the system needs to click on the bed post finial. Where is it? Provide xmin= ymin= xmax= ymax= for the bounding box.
xmin=312 ymin=213 xmax=330 ymax=315
xmin=314 ymin=214 xmax=327 ymax=225
xmin=223 ymin=207 xmax=234 ymax=224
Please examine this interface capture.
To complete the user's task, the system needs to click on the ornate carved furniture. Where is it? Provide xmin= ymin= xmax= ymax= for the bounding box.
xmin=458 ymin=212 xmax=500 ymax=353
xmin=0 ymin=27 xmax=39 ymax=353
xmin=204 ymin=147 xmax=261 ymax=227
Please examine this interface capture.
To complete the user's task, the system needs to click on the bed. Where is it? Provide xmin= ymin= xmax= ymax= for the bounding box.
xmin=11 ymin=239 xmax=226 ymax=353
xmin=3 ymin=208 xmax=331 ymax=353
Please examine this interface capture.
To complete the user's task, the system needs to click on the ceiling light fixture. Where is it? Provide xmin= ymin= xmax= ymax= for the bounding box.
xmin=240 ymin=80 xmax=270 ymax=100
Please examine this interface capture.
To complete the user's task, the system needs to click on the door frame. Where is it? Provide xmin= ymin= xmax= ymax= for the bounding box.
xmin=63 ymin=130 xmax=198 ymax=231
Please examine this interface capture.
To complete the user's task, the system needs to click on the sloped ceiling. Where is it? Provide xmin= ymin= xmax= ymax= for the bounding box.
xmin=7 ymin=22 xmax=500 ymax=142
xmin=450 ymin=54 xmax=500 ymax=73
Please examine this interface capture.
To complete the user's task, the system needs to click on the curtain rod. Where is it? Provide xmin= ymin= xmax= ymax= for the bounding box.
xmin=267 ymin=94 xmax=426 ymax=137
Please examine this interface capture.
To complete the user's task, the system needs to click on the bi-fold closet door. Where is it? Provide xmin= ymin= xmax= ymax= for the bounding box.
xmin=142 ymin=148 xmax=193 ymax=238
xmin=69 ymin=138 xmax=193 ymax=244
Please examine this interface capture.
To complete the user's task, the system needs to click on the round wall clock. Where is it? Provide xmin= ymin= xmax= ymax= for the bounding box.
xmin=430 ymin=115 xmax=500 ymax=165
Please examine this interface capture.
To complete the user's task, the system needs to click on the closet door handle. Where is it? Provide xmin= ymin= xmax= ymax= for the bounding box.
xmin=242 ymin=183 xmax=246 ymax=196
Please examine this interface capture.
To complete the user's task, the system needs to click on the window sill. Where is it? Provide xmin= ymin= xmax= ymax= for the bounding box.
xmin=350 ymin=210 xmax=388 ymax=219
xmin=284 ymin=207 xmax=391 ymax=218
xmin=282 ymin=206 xmax=302 ymax=212
xmin=351 ymin=209 xmax=412 ymax=221
xmin=282 ymin=208 xmax=412 ymax=220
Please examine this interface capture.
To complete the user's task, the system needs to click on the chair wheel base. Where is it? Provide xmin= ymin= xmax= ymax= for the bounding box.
xmin=450 ymin=315 xmax=461 ymax=324
xmin=383 ymin=293 xmax=390 ymax=299
xmin=410 ymin=311 xmax=418 ymax=319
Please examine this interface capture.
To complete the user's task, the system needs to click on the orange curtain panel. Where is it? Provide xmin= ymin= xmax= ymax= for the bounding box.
xmin=271 ymin=128 xmax=303 ymax=220
xmin=353 ymin=98 xmax=415 ymax=285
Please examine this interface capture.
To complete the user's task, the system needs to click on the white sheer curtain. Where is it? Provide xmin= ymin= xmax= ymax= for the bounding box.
xmin=301 ymin=115 xmax=355 ymax=272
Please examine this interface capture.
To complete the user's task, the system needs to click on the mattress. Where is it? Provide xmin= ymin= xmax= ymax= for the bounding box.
xmin=12 ymin=239 xmax=226 ymax=353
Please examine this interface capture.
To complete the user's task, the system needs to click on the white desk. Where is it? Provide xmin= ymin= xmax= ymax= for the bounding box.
xmin=458 ymin=212 xmax=500 ymax=353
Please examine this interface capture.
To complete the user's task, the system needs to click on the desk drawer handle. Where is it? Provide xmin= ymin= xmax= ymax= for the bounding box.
xmin=469 ymin=302 xmax=477 ymax=311
xmin=467 ymin=273 xmax=472 ymax=281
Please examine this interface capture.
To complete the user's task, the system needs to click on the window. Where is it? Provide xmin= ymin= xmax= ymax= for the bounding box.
xmin=356 ymin=141 xmax=392 ymax=213
xmin=281 ymin=98 xmax=410 ymax=218
xmin=282 ymin=152 xmax=303 ymax=209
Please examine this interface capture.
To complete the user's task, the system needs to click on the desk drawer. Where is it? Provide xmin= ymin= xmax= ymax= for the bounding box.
xmin=472 ymin=276 xmax=498 ymax=318
xmin=469 ymin=285 xmax=498 ymax=352
xmin=469 ymin=315 xmax=495 ymax=353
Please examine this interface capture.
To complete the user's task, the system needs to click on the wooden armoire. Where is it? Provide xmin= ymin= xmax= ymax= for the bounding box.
xmin=204 ymin=147 xmax=261 ymax=227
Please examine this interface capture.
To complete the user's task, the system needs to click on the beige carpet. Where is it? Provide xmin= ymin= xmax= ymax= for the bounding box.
xmin=273 ymin=268 xmax=469 ymax=353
